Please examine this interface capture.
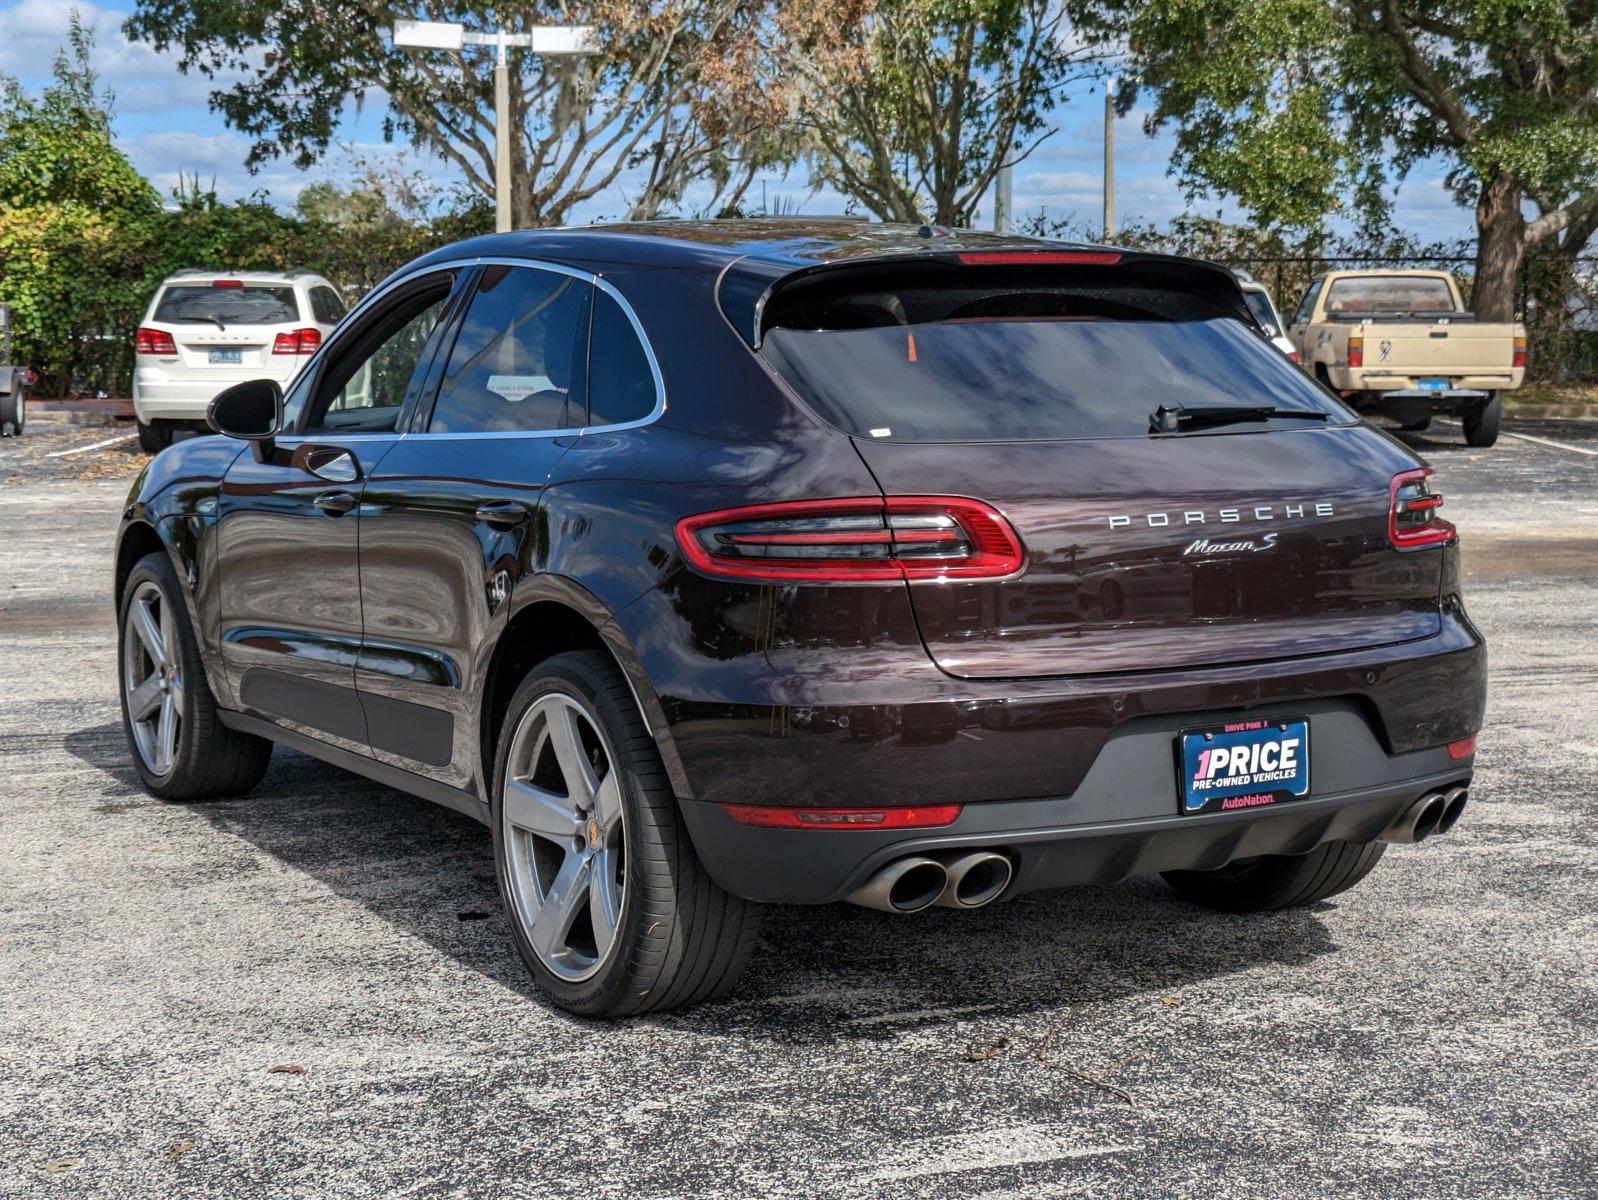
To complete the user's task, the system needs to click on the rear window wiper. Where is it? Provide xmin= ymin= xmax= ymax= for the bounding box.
xmin=1149 ymin=404 xmax=1331 ymax=434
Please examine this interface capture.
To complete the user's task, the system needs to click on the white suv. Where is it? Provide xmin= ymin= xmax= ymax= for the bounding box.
xmin=132 ymin=270 xmax=346 ymax=451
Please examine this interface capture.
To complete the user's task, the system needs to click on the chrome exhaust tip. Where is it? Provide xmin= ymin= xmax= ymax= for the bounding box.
xmin=1437 ymin=786 xmax=1469 ymax=835
xmin=1380 ymin=792 xmax=1449 ymax=844
xmin=846 ymin=856 xmax=949 ymax=914
xmin=934 ymin=851 xmax=1014 ymax=909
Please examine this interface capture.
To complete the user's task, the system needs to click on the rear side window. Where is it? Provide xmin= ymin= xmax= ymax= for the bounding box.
xmin=1291 ymin=280 xmax=1322 ymax=325
xmin=309 ymin=286 xmax=346 ymax=324
xmin=585 ymin=290 xmax=656 ymax=427
xmin=1242 ymin=290 xmax=1282 ymax=337
xmin=1324 ymin=276 xmax=1456 ymax=315
xmin=760 ymin=273 xmax=1349 ymax=442
xmin=429 ymin=265 xmax=590 ymax=434
xmin=154 ymin=284 xmax=299 ymax=326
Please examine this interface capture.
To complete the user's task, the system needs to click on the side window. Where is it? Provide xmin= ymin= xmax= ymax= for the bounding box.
xmin=1292 ymin=280 xmax=1322 ymax=326
xmin=428 ymin=265 xmax=589 ymax=434
xmin=586 ymin=289 xmax=657 ymax=427
xmin=310 ymin=286 xmax=346 ymax=325
xmin=302 ymin=284 xmax=450 ymax=434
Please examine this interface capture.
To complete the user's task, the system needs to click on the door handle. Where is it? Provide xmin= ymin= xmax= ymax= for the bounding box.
xmin=314 ymin=491 xmax=359 ymax=516
xmin=475 ymin=500 xmax=527 ymax=529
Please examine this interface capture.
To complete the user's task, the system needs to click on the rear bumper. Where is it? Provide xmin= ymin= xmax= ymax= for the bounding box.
xmin=681 ymin=762 xmax=1473 ymax=904
xmin=133 ymin=373 xmax=299 ymax=421
xmin=1331 ymin=368 xmax=1522 ymax=395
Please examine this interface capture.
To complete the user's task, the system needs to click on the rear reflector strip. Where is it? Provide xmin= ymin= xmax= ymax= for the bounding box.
xmin=1447 ymin=735 xmax=1477 ymax=760
xmin=721 ymin=803 xmax=962 ymax=829
xmin=1388 ymin=468 xmax=1455 ymax=550
xmin=957 ymin=250 xmax=1121 ymax=267
xmin=675 ymin=496 xmax=1024 ymax=583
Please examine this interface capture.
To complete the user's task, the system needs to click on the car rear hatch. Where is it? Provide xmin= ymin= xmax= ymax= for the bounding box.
xmin=752 ymin=251 xmax=1447 ymax=680
xmin=143 ymin=281 xmax=314 ymax=381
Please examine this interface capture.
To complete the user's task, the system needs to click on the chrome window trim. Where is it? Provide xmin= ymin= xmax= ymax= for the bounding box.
xmin=301 ymin=254 xmax=667 ymax=443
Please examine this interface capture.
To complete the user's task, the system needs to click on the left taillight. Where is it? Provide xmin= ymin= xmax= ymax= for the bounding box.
xmin=1389 ymin=468 xmax=1455 ymax=550
xmin=674 ymin=496 xmax=1025 ymax=583
xmin=272 ymin=327 xmax=322 ymax=355
xmin=135 ymin=326 xmax=176 ymax=355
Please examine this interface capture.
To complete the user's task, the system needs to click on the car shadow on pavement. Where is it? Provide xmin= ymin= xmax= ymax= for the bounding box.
xmin=65 ymin=721 xmax=1343 ymax=1037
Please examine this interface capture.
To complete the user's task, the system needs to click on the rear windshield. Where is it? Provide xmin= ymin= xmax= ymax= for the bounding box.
xmin=154 ymin=284 xmax=300 ymax=326
xmin=762 ymin=313 xmax=1347 ymax=442
xmin=1242 ymin=290 xmax=1282 ymax=337
xmin=1323 ymin=276 xmax=1456 ymax=316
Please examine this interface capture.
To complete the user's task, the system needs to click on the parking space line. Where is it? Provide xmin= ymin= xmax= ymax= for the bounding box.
xmin=1439 ymin=419 xmax=1598 ymax=457
xmin=44 ymin=434 xmax=136 ymax=458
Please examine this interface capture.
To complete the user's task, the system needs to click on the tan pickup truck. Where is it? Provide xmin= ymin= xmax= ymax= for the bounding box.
xmin=1287 ymin=269 xmax=1524 ymax=446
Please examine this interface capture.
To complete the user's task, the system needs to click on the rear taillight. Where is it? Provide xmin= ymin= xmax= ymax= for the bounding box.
xmin=721 ymin=803 xmax=962 ymax=829
xmin=1288 ymin=349 xmax=1301 ymax=364
xmin=1388 ymin=468 xmax=1455 ymax=550
xmin=272 ymin=327 xmax=322 ymax=355
xmin=1447 ymin=735 xmax=1477 ymax=760
xmin=1512 ymin=334 xmax=1526 ymax=369
xmin=675 ymin=496 xmax=1025 ymax=583
xmin=1347 ymin=331 xmax=1364 ymax=369
xmin=135 ymin=327 xmax=176 ymax=355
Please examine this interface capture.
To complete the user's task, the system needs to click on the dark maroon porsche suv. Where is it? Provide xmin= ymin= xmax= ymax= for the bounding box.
xmin=114 ymin=221 xmax=1485 ymax=1015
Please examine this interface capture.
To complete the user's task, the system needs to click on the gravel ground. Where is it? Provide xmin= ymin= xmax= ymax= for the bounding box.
xmin=1 ymin=418 xmax=1594 ymax=1199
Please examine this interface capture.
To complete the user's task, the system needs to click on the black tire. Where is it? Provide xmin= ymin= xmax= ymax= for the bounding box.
xmin=118 ymin=552 xmax=272 ymax=799
xmin=491 ymin=650 xmax=764 ymax=1017
xmin=0 ymin=387 xmax=23 ymax=437
xmin=1401 ymin=416 xmax=1432 ymax=433
xmin=1161 ymin=839 xmax=1387 ymax=913
xmin=1462 ymin=393 xmax=1501 ymax=447
xmin=136 ymin=418 xmax=172 ymax=453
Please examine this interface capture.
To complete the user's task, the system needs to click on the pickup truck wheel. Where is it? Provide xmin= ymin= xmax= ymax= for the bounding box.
xmin=1161 ymin=839 xmax=1386 ymax=913
xmin=119 ymin=552 xmax=273 ymax=799
xmin=136 ymin=419 xmax=172 ymax=453
xmin=492 ymin=650 xmax=765 ymax=1017
xmin=1462 ymin=393 xmax=1501 ymax=447
xmin=0 ymin=387 xmax=23 ymax=437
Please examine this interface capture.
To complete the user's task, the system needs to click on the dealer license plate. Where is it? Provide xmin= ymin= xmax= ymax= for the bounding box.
xmin=1177 ymin=717 xmax=1310 ymax=815
xmin=208 ymin=348 xmax=243 ymax=365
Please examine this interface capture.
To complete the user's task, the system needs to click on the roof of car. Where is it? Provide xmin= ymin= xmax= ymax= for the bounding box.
xmin=162 ymin=269 xmax=330 ymax=284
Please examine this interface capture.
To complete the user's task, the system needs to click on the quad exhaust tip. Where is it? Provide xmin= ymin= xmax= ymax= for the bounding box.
xmin=847 ymin=850 xmax=1013 ymax=913
xmin=1381 ymin=787 xmax=1469 ymax=845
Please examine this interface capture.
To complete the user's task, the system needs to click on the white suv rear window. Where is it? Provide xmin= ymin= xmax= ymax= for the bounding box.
xmin=154 ymin=285 xmax=300 ymax=325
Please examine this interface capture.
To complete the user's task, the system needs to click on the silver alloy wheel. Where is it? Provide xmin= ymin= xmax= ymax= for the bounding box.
xmin=501 ymin=691 xmax=627 ymax=983
xmin=122 ymin=580 xmax=183 ymax=776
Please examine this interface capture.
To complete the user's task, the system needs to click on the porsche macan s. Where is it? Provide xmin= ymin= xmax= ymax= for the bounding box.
xmin=114 ymin=221 xmax=1485 ymax=1015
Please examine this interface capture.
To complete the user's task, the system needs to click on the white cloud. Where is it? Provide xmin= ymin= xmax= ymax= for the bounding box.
xmin=0 ymin=0 xmax=230 ymax=112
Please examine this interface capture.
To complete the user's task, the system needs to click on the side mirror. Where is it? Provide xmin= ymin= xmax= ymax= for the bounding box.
xmin=207 ymin=379 xmax=283 ymax=461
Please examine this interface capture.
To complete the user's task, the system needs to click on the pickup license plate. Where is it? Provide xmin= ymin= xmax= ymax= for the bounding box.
xmin=208 ymin=348 xmax=243 ymax=365
xmin=1419 ymin=377 xmax=1448 ymax=391
xmin=1177 ymin=717 xmax=1310 ymax=815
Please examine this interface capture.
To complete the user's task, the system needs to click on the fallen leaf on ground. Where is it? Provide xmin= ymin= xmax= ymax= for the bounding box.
xmin=266 ymin=1064 xmax=305 ymax=1075
xmin=965 ymin=1037 xmax=1010 ymax=1061
xmin=1161 ymin=996 xmax=1182 ymax=1007
xmin=165 ymin=1142 xmax=195 ymax=1159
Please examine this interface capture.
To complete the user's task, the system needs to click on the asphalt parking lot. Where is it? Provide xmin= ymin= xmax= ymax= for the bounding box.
xmin=1 ymin=416 xmax=1594 ymax=1199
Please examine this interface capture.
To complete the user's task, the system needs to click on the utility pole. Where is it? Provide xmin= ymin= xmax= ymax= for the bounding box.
xmin=393 ymin=19 xmax=596 ymax=233
xmin=994 ymin=162 xmax=1012 ymax=234
xmin=1102 ymin=77 xmax=1116 ymax=241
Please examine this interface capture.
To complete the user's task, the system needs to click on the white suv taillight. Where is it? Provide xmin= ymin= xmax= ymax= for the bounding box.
xmin=272 ymin=327 xmax=322 ymax=355
xmin=675 ymin=496 xmax=1025 ymax=583
xmin=135 ymin=327 xmax=176 ymax=355
xmin=1388 ymin=468 xmax=1455 ymax=550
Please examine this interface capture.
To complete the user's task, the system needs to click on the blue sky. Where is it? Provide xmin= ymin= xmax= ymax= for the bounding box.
xmin=0 ymin=0 xmax=1476 ymax=239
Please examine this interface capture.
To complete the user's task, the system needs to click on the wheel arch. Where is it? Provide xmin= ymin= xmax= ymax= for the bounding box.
xmin=114 ymin=519 xmax=171 ymax=610
xmin=481 ymin=577 xmax=689 ymax=801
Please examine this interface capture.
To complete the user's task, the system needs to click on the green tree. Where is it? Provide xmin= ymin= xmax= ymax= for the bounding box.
xmin=1071 ymin=0 xmax=1598 ymax=320
xmin=125 ymin=1 xmax=792 ymax=228
xmin=776 ymin=0 xmax=1101 ymax=224
xmin=0 ymin=19 xmax=159 ymax=396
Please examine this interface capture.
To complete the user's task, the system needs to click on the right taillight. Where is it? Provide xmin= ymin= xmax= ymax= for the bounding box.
xmin=135 ymin=327 xmax=176 ymax=355
xmin=674 ymin=496 xmax=1025 ymax=583
xmin=1389 ymin=468 xmax=1454 ymax=550
xmin=1347 ymin=331 xmax=1364 ymax=368
xmin=273 ymin=327 xmax=322 ymax=355
xmin=1512 ymin=334 xmax=1527 ymax=369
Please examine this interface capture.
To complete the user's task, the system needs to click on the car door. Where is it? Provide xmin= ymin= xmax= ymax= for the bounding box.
xmin=353 ymin=262 xmax=593 ymax=792
xmin=214 ymin=270 xmax=465 ymax=754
